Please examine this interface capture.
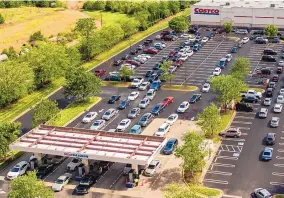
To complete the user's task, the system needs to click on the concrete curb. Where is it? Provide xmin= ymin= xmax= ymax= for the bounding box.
xmin=63 ymin=97 xmax=102 ymax=127
xmin=161 ymin=85 xmax=199 ymax=92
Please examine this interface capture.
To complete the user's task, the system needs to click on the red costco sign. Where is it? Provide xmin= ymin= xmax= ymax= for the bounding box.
xmin=194 ymin=8 xmax=220 ymax=15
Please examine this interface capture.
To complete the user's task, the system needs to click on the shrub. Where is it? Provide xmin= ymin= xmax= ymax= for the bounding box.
xmin=0 ymin=13 xmax=4 ymax=24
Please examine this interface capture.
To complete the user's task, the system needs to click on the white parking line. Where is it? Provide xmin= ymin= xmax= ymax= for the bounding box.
xmin=278 ymin=149 xmax=284 ymax=152
xmin=236 ymin=112 xmax=256 ymax=115
xmin=272 ymin=172 xmax=284 ymax=176
xmin=234 ymin=116 xmax=254 ymax=119
xmin=215 ymin=156 xmax=238 ymax=162
xmin=211 ymin=163 xmax=235 ymax=168
xmin=109 ymin=171 xmax=123 ymax=188
xmin=276 ymin=156 xmax=284 ymax=159
xmin=223 ymin=194 xmax=243 ymax=198
xmin=270 ymin=181 xmax=284 ymax=186
xmin=274 ymin=164 xmax=284 ymax=167
xmin=220 ymin=145 xmax=243 ymax=152
xmin=222 ymin=138 xmax=246 ymax=141
xmin=203 ymin=179 xmax=228 ymax=185
xmin=101 ymin=113 xmax=120 ymax=130
xmin=230 ymin=126 xmax=250 ymax=130
xmin=231 ymin=121 xmax=252 ymax=125
xmin=207 ymin=170 xmax=232 ymax=176
xmin=279 ymin=143 xmax=284 ymax=145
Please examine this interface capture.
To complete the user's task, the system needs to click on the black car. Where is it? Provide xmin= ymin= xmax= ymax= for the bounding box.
xmin=189 ymin=94 xmax=202 ymax=103
xmin=266 ymin=133 xmax=276 ymax=145
xmin=262 ymin=55 xmax=276 ymax=62
xmin=253 ymin=30 xmax=264 ymax=35
xmin=242 ymin=96 xmax=258 ymax=103
xmin=144 ymin=39 xmax=153 ymax=46
xmin=151 ymin=103 xmax=166 ymax=115
xmin=265 ymin=88 xmax=274 ymax=97
xmin=145 ymin=70 xmax=154 ymax=77
xmin=121 ymin=54 xmax=130 ymax=60
xmin=255 ymin=37 xmax=268 ymax=44
xmin=263 ymin=49 xmax=277 ymax=55
xmin=277 ymin=67 xmax=283 ymax=74
xmin=98 ymin=161 xmax=112 ymax=172
xmin=113 ymin=60 xmax=123 ymax=66
xmin=108 ymin=95 xmax=121 ymax=104
xmin=36 ymin=164 xmax=54 ymax=179
xmin=75 ymin=174 xmax=99 ymax=194
xmin=236 ymin=102 xmax=253 ymax=112
xmin=130 ymin=49 xmax=139 ymax=55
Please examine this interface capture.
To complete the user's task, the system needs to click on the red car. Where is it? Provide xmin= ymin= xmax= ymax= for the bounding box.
xmin=161 ymin=96 xmax=174 ymax=105
xmin=125 ymin=60 xmax=141 ymax=66
xmin=271 ymin=74 xmax=279 ymax=82
xmin=168 ymin=50 xmax=178 ymax=58
xmin=143 ymin=47 xmax=159 ymax=54
xmin=95 ymin=69 xmax=106 ymax=77
xmin=173 ymin=59 xmax=183 ymax=67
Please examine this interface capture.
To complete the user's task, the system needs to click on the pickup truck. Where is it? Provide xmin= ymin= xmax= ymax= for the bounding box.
xmin=131 ymin=78 xmax=144 ymax=88
xmin=241 ymin=90 xmax=262 ymax=99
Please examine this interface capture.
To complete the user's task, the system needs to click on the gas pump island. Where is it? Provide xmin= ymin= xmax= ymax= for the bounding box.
xmin=9 ymin=125 xmax=167 ymax=187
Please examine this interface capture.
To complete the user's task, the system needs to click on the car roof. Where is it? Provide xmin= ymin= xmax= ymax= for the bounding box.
xmin=149 ymin=160 xmax=160 ymax=165
xmin=121 ymin=119 xmax=130 ymax=122
xmin=143 ymin=113 xmax=151 ymax=116
xmin=107 ymin=108 xmax=115 ymax=111
xmin=159 ymin=123 xmax=170 ymax=128
xmin=267 ymin=133 xmax=275 ymax=137
xmin=265 ymin=98 xmax=272 ymax=100
xmin=272 ymin=117 xmax=279 ymax=120
xmin=131 ymin=125 xmax=141 ymax=130
xmin=168 ymin=138 xmax=178 ymax=143
xmin=258 ymin=188 xmax=271 ymax=196
xmin=275 ymin=104 xmax=282 ymax=107
xmin=260 ymin=108 xmax=268 ymax=112
xmin=264 ymin=147 xmax=273 ymax=152
xmin=181 ymin=101 xmax=188 ymax=104
xmin=15 ymin=161 xmax=27 ymax=167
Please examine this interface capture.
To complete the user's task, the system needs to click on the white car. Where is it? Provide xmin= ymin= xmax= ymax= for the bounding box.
xmin=242 ymin=37 xmax=249 ymax=43
xmin=178 ymin=48 xmax=188 ymax=55
xmin=177 ymin=101 xmax=190 ymax=113
xmin=67 ymin=158 xmax=82 ymax=171
xmin=82 ymin=112 xmax=98 ymax=123
xmin=180 ymin=33 xmax=190 ymax=38
xmin=254 ymin=188 xmax=272 ymax=198
xmin=154 ymin=123 xmax=171 ymax=137
xmin=145 ymin=89 xmax=156 ymax=100
xmin=213 ymin=67 xmax=221 ymax=76
xmin=179 ymin=53 xmax=189 ymax=61
xmin=225 ymin=54 xmax=232 ymax=62
xmin=102 ymin=108 xmax=118 ymax=120
xmin=90 ymin=119 xmax=106 ymax=130
xmin=263 ymin=98 xmax=272 ymax=106
xmin=187 ymin=50 xmax=194 ymax=57
xmin=116 ymin=119 xmax=131 ymax=132
xmin=184 ymin=46 xmax=191 ymax=51
xmin=7 ymin=161 xmax=29 ymax=180
xmin=279 ymin=60 xmax=284 ymax=66
xmin=201 ymin=37 xmax=209 ymax=43
xmin=138 ymin=98 xmax=150 ymax=109
xmin=128 ymin=91 xmax=140 ymax=101
xmin=165 ymin=114 xmax=178 ymax=125
xmin=168 ymin=65 xmax=177 ymax=73
xmin=138 ymin=82 xmax=150 ymax=91
xmin=138 ymin=54 xmax=151 ymax=59
xmin=52 ymin=173 xmax=72 ymax=192
xmin=274 ymin=104 xmax=283 ymax=113
xmin=280 ymin=89 xmax=284 ymax=96
xmin=120 ymin=63 xmax=136 ymax=70
xmin=202 ymin=83 xmax=210 ymax=92
xmin=155 ymin=34 xmax=162 ymax=40
xmin=277 ymin=95 xmax=284 ymax=103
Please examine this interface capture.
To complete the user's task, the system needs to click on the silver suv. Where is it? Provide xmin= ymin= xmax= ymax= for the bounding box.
xmin=219 ymin=127 xmax=241 ymax=138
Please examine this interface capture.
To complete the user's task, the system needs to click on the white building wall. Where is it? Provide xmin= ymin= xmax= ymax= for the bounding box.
xmin=191 ymin=6 xmax=220 ymax=25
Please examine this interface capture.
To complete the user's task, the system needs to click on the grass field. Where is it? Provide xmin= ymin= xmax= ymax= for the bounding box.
xmin=0 ymin=7 xmax=89 ymax=51
xmin=46 ymin=97 xmax=101 ymax=126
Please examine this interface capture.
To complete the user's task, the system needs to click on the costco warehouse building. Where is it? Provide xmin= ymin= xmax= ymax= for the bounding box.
xmin=191 ymin=0 xmax=284 ymax=28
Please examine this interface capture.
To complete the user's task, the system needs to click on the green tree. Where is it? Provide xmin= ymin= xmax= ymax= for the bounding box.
xmin=119 ymin=18 xmax=139 ymax=38
xmin=98 ymin=24 xmax=124 ymax=48
xmin=0 ymin=13 xmax=4 ymax=24
xmin=223 ymin=22 xmax=232 ymax=34
xmin=168 ymin=1 xmax=180 ymax=14
xmin=168 ymin=15 xmax=189 ymax=33
xmin=135 ymin=10 xmax=150 ymax=31
xmin=264 ymin=24 xmax=278 ymax=38
xmin=0 ymin=60 xmax=33 ymax=107
xmin=78 ymin=33 xmax=100 ymax=60
xmin=9 ymin=171 xmax=54 ymax=198
xmin=211 ymin=75 xmax=248 ymax=108
xmin=0 ymin=122 xmax=21 ymax=159
xmin=83 ymin=1 xmax=106 ymax=10
xmin=197 ymin=103 xmax=222 ymax=138
xmin=2 ymin=46 xmax=18 ymax=59
xmin=161 ymin=73 xmax=176 ymax=85
xmin=64 ymin=68 xmax=102 ymax=101
xmin=164 ymin=183 xmax=200 ymax=198
xmin=160 ymin=61 xmax=172 ymax=73
xmin=175 ymin=132 xmax=206 ymax=176
xmin=32 ymin=99 xmax=59 ymax=127
xmin=119 ymin=66 xmax=135 ymax=81
xmin=229 ymin=57 xmax=251 ymax=80
xmin=29 ymin=31 xmax=45 ymax=42
xmin=25 ymin=42 xmax=73 ymax=89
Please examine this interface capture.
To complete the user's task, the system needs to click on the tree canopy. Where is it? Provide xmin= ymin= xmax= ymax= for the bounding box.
xmin=0 ymin=13 xmax=5 ymax=24
xmin=168 ymin=15 xmax=190 ymax=33
xmin=64 ymin=68 xmax=102 ymax=101
xmin=264 ymin=24 xmax=278 ymax=37
xmin=29 ymin=31 xmax=45 ymax=42
xmin=164 ymin=183 xmax=200 ymax=198
xmin=229 ymin=57 xmax=251 ymax=80
xmin=119 ymin=18 xmax=139 ymax=38
xmin=32 ymin=99 xmax=59 ymax=127
xmin=75 ymin=18 xmax=96 ymax=38
xmin=197 ymin=103 xmax=222 ymax=138
xmin=119 ymin=66 xmax=135 ymax=81
xmin=8 ymin=171 xmax=55 ymax=198
xmin=223 ymin=22 xmax=232 ymax=34
xmin=0 ymin=122 xmax=21 ymax=159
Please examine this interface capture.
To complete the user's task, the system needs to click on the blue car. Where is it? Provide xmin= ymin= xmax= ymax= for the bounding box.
xmin=163 ymin=138 xmax=178 ymax=154
xmin=179 ymin=42 xmax=185 ymax=48
xmin=262 ymin=147 xmax=273 ymax=161
xmin=118 ymin=99 xmax=131 ymax=109
xmin=129 ymin=125 xmax=142 ymax=134
xmin=153 ymin=63 xmax=161 ymax=70
xmin=150 ymin=80 xmax=161 ymax=90
xmin=207 ymin=32 xmax=215 ymax=39
xmin=231 ymin=47 xmax=237 ymax=53
xmin=193 ymin=44 xmax=199 ymax=52
xmin=157 ymin=69 xmax=163 ymax=76
xmin=149 ymin=74 xmax=159 ymax=83
xmin=217 ymin=58 xmax=227 ymax=69
xmin=172 ymin=54 xmax=181 ymax=61
xmin=145 ymin=70 xmax=154 ymax=77
xmin=151 ymin=103 xmax=166 ymax=115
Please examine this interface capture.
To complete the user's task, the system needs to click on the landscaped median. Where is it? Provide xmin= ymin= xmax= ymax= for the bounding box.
xmin=161 ymin=84 xmax=198 ymax=92
xmin=46 ymin=97 xmax=101 ymax=127
xmin=102 ymin=81 xmax=131 ymax=88
xmin=274 ymin=195 xmax=284 ymax=198
xmin=190 ymin=185 xmax=222 ymax=197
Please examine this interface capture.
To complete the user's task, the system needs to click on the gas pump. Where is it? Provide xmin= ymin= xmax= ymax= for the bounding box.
xmin=75 ymin=164 xmax=85 ymax=181
xmin=125 ymin=169 xmax=139 ymax=188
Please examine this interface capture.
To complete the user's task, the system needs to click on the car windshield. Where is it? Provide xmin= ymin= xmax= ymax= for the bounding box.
xmin=265 ymin=99 xmax=270 ymax=102
xmin=72 ymin=159 xmax=79 ymax=163
xmin=121 ymin=101 xmax=126 ymax=105
xmin=85 ymin=114 xmax=92 ymax=118
xmin=55 ymin=179 xmax=64 ymax=184
xmin=93 ymin=122 xmax=99 ymax=126
xmin=166 ymin=143 xmax=173 ymax=148
xmin=80 ymin=178 xmax=90 ymax=185
xmin=180 ymin=104 xmax=185 ymax=108
xmin=267 ymin=137 xmax=273 ymax=141
xmin=141 ymin=116 xmax=147 ymax=121
xmin=226 ymin=55 xmax=230 ymax=58
xmin=141 ymin=101 xmax=146 ymax=104
xmin=168 ymin=116 xmax=174 ymax=121
xmin=10 ymin=167 xmax=20 ymax=172
xmin=111 ymin=96 xmax=116 ymax=100
xmin=120 ymin=122 xmax=126 ymax=126
xmin=272 ymin=120 xmax=278 ymax=123
xmin=147 ymin=92 xmax=152 ymax=96
xmin=220 ymin=61 xmax=225 ymax=65
xmin=204 ymin=85 xmax=208 ymax=88
xmin=264 ymin=152 xmax=271 ymax=156
xmin=105 ymin=111 xmax=110 ymax=115
xmin=131 ymin=110 xmax=137 ymax=114
xmin=133 ymin=79 xmax=139 ymax=83
xmin=158 ymin=128 xmax=165 ymax=132
xmin=148 ymin=165 xmax=155 ymax=169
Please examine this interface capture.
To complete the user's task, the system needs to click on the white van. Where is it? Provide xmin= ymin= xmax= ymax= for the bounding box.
xmin=145 ymin=89 xmax=156 ymax=100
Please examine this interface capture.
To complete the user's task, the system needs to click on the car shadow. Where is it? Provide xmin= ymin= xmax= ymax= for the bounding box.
xmin=261 ymin=137 xmax=267 ymax=146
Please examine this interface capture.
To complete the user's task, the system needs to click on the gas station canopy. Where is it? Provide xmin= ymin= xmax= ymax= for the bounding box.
xmin=9 ymin=125 xmax=167 ymax=165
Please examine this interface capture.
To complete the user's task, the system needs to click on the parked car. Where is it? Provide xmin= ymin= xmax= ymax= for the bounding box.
xmin=236 ymin=102 xmax=253 ymax=112
xmin=113 ymin=60 xmax=123 ymax=66
xmin=263 ymin=98 xmax=272 ymax=106
xmin=270 ymin=117 xmax=280 ymax=127
xmin=145 ymin=70 xmax=154 ymax=77
xmin=67 ymin=158 xmax=82 ymax=171
xmin=116 ymin=119 xmax=131 ymax=132
xmin=82 ymin=112 xmax=98 ymax=123
xmin=161 ymin=96 xmax=174 ymax=106
xmin=75 ymin=174 xmax=98 ymax=194
xmin=127 ymin=108 xmax=141 ymax=119
xmin=262 ymin=147 xmax=274 ymax=161
xmin=119 ymin=99 xmax=131 ymax=109
xmin=266 ymin=133 xmax=276 ymax=145
xmin=231 ymin=46 xmax=237 ymax=53
xmin=225 ymin=54 xmax=232 ymax=62
xmin=138 ymin=98 xmax=150 ymax=109
xmin=108 ymin=95 xmax=121 ymax=104
xmin=165 ymin=114 xmax=178 ymax=126
xmin=144 ymin=160 xmax=161 ymax=177
xmin=121 ymin=54 xmax=130 ymax=60
xmin=90 ymin=119 xmax=106 ymax=130
xmin=213 ymin=67 xmax=221 ymax=76
xmin=102 ymin=108 xmax=118 ymax=120
xmin=258 ymin=108 xmax=268 ymax=118
xmin=271 ymin=75 xmax=279 ymax=82
xmin=274 ymin=104 xmax=283 ymax=113
xmin=128 ymin=91 xmax=140 ymax=101
xmin=138 ymin=82 xmax=150 ymax=91
xmin=262 ymin=55 xmax=276 ymax=62
xmin=154 ymin=123 xmax=170 ymax=137
xmin=6 ymin=161 xmax=30 ymax=180
xmin=277 ymin=67 xmax=283 ymax=74
xmin=277 ymin=95 xmax=284 ymax=103
xmin=151 ymin=103 xmax=166 ymax=115
xmin=36 ymin=164 xmax=54 ymax=179
xmin=265 ymin=88 xmax=274 ymax=98
xmin=189 ymin=94 xmax=202 ymax=103
xmin=129 ymin=125 xmax=142 ymax=135
xmin=242 ymin=37 xmax=250 ymax=43
xmin=254 ymin=188 xmax=272 ymax=198
xmin=95 ymin=69 xmax=106 ymax=77
xmin=162 ymin=138 xmax=178 ymax=155
xmin=138 ymin=113 xmax=154 ymax=127
xmin=145 ymin=89 xmax=156 ymax=100
xmin=219 ymin=127 xmax=241 ymax=138
xmin=202 ymin=83 xmax=210 ymax=92
xmin=177 ymin=101 xmax=190 ymax=113
xmin=52 ymin=173 xmax=72 ymax=192
xmin=143 ymin=47 xmax=159 ymax=54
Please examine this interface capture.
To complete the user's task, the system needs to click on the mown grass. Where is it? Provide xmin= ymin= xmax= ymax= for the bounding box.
xmin=242 ymin=87 xmax=265 ymax=93
xmin=103 ymin=81 xmax=131 ymax=87
xmin=190 ymin=185 xmax=221 ymax=196
xmin=161 ymin=84 xmax=197 ymax=92
xmin=0 ymin=78 xmax=65 ymax=123
xmin=46 ymin=97 xmax=101 ymax=126
xmin=219 ymin=110 xmax=234 ymax=131
xmin=275 ymin=195 xmax=284 ymax=198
